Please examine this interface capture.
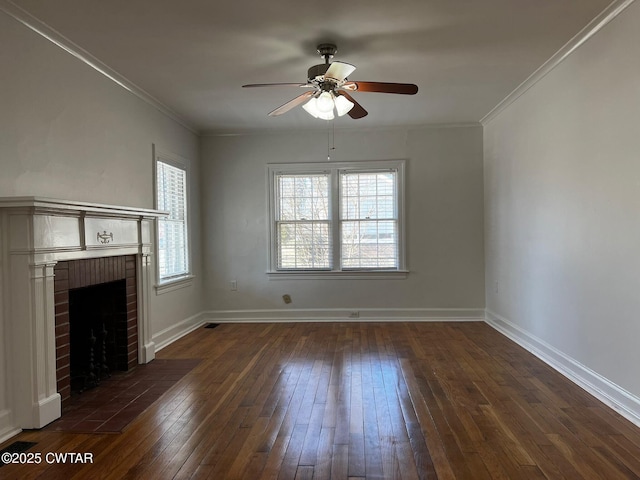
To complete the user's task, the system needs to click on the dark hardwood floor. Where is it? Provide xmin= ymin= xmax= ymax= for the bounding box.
xmin=2 ymin=321 xmax=640 ymax=479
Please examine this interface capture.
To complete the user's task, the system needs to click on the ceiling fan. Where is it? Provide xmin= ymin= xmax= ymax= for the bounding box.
xmin=242 ymin=43 xmax=418 ymax=120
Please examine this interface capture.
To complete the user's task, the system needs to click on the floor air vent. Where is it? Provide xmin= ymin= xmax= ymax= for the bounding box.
xmin=0 ymin=441 xmax=38 ymax=467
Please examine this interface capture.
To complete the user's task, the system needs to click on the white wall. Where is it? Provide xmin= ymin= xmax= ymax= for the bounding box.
xmin=0 ymin=9 xmax=203 ymax=438
xmin=484 ymin=1 xmax=640 ymax=414
xmin=201 ymin=126 xmax=485 ymax=319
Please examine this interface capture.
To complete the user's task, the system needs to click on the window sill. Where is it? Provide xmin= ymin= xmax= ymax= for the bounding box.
xmin=155 ymin=274 xmax=195 ymax=294
xmin=267 ymin=270 xmax=408 ymax=280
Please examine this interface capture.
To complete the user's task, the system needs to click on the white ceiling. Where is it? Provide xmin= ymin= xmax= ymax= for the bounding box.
xmin=11 ymin=0 xmax=613 ymax=134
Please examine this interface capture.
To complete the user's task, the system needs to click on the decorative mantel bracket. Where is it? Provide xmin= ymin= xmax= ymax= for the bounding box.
xmin=0 ymin=197 xmax=166 ymax=433
xmin=97 ymin=230 xmax=114 ymax=244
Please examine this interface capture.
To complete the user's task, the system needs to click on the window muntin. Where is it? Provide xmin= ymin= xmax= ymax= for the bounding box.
xmin=269 ymin=161 xmax=405 ymax=273
xmin=156 ymin=158 xmax=189 ymax=282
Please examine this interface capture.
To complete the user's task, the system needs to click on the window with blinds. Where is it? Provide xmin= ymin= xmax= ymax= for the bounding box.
xmin=340 ymin=170 xmax=398 ymax=269
xmin=268 ymin=160 xmax=405 ymax=274
xmin=275 ymin=173 xmax=331 ymax=269
xmin=156 ymin=159 xmax=189 ymax=281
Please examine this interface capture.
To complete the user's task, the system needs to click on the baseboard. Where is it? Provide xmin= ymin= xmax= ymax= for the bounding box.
xmin=153 ymin=311 xmax=207 ymax=352
xmin=0 ymin=409 xmax=20 ymax=445
xmin=204 ymin=307 xmax=485 ymax=323
xmin=485 ymin=309 xmax=640 ymax=428
xmin=33 ymin=393 xmax=61 ymax=429
xmin=0 ymin=427 xmax=21 ymax=445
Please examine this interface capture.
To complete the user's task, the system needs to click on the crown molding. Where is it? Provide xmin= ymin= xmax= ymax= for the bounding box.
xmin=0 ymin=0 xmax=198 ymax=134
xmin=481 ymin=0 xmax=637 ymax=125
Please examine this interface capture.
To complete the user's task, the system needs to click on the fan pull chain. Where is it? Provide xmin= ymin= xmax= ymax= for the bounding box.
xmin=327 ymin=120 xmax=336 ymax=161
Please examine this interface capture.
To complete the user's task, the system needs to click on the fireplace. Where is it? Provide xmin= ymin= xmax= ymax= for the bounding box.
xmin=0 ymin=197 xmax=164 ymax=435
xmin=54 ymin=256 xmax=138 ymax=407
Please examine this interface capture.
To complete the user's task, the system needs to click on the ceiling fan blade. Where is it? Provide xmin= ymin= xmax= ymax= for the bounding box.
xmin=324 ymin=61 xmax=356 ymax=82
xmin=341 ymin=81 xmax=418 ymax=95
xmin=243 ymin=83 xmax=313 ymax=88
xmin=268 ymin=91 xmax=316 ymax=116
xmin=338 ymin=91 xmax=368 ymax=119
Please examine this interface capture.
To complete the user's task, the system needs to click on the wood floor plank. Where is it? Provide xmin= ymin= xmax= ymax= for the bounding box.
xmin=297 ymin=402 xmax=325 ymax=466
xmin=331 ymin=443 xmax=349 ymax=480
xmin=399 ymin=357 xmax=467 ymax=480
xmin=313 ymin=426 xmax=335 ymax=480
xmin=2 ymin=322 xmax=640 ymax=480
xmin=360 ymin=349 xmax=384 ymax=479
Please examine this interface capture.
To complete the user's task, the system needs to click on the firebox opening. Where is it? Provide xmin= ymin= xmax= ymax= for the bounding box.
xmin=69 ymin=280 xmax=129 ymax=394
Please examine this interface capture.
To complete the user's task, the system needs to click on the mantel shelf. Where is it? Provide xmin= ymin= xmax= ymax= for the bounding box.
xmin=0 ymin=196 xmax=167 ymax=218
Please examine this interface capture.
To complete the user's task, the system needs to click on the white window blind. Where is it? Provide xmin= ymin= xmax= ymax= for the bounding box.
xmin=156 ymin=160 xmax=189 ymax=281
xmin=340 ymin=170 xmax=398 ymax=269
xmin=275 ymin=173 xmax=331 ymax=269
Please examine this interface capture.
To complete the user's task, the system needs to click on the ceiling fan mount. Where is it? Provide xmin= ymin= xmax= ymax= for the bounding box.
xmin=316 ymin=43 xmax=338 ymax=62
xmin=308 ymin=44 xmax=338 ymax=82
xmin=242 ymin=43 xmax=418 ymax=120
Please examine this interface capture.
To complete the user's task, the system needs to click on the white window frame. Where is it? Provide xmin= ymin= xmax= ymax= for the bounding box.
xmin=267 ymin=160 xmax=407 ymax=279
xmin=153 ymin=146 xmax=194 ymax=293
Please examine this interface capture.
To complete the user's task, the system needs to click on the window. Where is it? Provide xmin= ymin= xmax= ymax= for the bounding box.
xmin=154 ymin=150 xmax=190 ymax=286
xmin=340 ymin=170 xmax=398 ymax=269
xmin=268 ymin=160 xmax=406 ymax=276
xmin=276 ymin=173 xmax=331 ymax=269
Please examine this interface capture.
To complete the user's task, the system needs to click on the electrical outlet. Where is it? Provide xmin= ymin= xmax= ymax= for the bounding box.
xmin=349 ymin=311 xmax=360 ymax=319
xmin=230 ymin=280 xmax=237 ymax=291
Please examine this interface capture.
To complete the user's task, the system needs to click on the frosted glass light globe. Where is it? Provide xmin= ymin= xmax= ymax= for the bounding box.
xmin=316 ymin=92 xmax=334 ymax=113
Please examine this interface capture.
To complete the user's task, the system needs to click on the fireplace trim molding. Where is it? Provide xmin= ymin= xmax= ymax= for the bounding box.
xmin=0 ymin=197 xmax=165 ymax=432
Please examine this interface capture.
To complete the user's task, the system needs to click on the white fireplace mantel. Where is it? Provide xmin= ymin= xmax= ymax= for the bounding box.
xmin=0 ymin=197 xmax=166 ymax=436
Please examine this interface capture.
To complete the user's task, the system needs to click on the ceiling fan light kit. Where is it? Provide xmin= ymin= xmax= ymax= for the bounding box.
xmin=303 ymin=97 xmax=332 ymax=120
xmin=302 ymin=91 xmax=355 ymax=120
xmin=243 ymin=43 xmax=418 ymax=121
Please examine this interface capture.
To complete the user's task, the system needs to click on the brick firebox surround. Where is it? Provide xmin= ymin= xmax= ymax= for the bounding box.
xmin=54 ymin=256 xmax=138 ymax=407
